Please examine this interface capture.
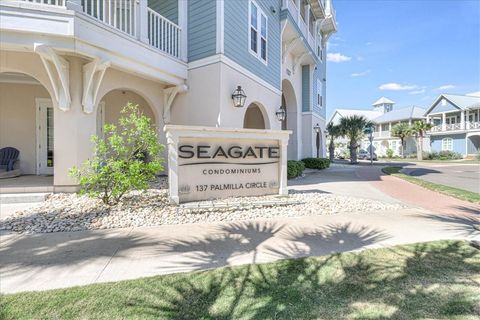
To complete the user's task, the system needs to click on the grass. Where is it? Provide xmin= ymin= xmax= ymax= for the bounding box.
xmin=382 ymin=166 xmax=480 ymax=204
xmin=379 ymin=158 xmax=480 ymax=164
xmin=2 ymin=240 xmax=479 ymax=319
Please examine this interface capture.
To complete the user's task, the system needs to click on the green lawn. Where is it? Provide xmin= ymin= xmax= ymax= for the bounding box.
xmin=2 ymin=240 xmax=479 ymax=319
xmin=379 ymin=158 xmax=480 ymax=164
xmin=383 ymin=166 xmax=480 ymax=204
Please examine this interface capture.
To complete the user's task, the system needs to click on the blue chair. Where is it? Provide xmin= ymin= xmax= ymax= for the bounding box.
xmin=0 ymin=147 xmax=20 ymax=172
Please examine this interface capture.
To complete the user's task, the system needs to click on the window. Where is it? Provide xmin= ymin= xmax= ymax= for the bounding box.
xmin=442 ymin=138 xmax=453 ymax=151
xmin=317 ymin=79 xmax=323 ymax=108
xmin=249 ymin=1 xmax=267 ymax=63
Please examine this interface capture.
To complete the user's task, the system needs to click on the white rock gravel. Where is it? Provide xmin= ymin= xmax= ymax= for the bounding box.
xmin=0 ymin=178 xmax=406 ymax=234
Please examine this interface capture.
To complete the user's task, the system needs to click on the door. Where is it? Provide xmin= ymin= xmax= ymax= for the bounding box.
xmin=36 ymin=99 xmax=54 ymax=175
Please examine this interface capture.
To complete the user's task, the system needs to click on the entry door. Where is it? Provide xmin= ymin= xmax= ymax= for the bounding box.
xmin=36 ymin=99 xmax=54 ymax=175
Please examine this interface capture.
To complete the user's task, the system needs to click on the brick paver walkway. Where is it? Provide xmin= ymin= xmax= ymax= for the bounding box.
xmin=356 ymin=166 xmax=480 ymax=217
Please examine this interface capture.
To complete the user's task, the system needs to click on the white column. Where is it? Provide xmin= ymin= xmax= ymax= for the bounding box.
xmin=54 ymin=57 xmax=96 ymax=190
xmin=388 ymin=122 xmax=392 ymax=137
xmin=460 ymin=110 xmax=465 ymax=130
xmin=279 ymin=137 xmax=289 ymax=196
xmin=442 ymin=113 xmax=446 ymax=131
xmin=466 ymin=110 xmax=470 ymax=129
xmin=179 ymin=0 xmax=189 ymax=61
xmin=426 ymin=115 xmax=430 ymax=123
xmin=137 ymin=0 xmax=149 ymax=44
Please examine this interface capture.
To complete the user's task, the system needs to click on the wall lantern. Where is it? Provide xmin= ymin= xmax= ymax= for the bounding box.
xmin=313 ymin=123 xmax=321 ymax=133
xmin=231 ymin=86 xmax=247 ymax=108
xmin=275 ymin=106 xmax=286 ymax=122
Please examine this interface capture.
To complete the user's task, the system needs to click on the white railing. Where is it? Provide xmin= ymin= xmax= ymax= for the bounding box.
xmin=282 ymin=0 xmax=316 ymax=50
xmin=17 ymin=0 xmax=64 ymax=5
xmin=82 ymin=0 xmax=136 ymax=37
xmin=467 ymin=121 xmax=480 ymax=129
xmin=147 ymin=8 xmax=180 ymax=58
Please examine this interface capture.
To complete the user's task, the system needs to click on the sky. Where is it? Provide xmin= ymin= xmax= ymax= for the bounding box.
xmin=326 ymin=0 xmax=480 ymax=119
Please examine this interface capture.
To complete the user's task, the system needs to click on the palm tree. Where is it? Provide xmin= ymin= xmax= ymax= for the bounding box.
xmin=339 ymin=115 xmax=374 ymax=164
xmin=391 ymin=123 xmax=412 ymax=158
xmin=326 ymin=122 xmax=341 ymax=161
xmin=411 ymin=120 xmax=433 ymax=160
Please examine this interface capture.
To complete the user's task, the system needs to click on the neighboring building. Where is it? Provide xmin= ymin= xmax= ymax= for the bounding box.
xmin=0 ymin=0 xmax=337 ymax=190
xmin=424 ymin=94 xmax=480 ymax=157
xmin=328 ymin=97 xmax=427 ymax=157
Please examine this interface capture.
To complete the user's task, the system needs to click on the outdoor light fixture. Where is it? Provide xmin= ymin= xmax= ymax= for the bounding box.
xmin=313 ymin=123 xmax=321 ymax=158
xmin=275 ymin=106 xmax=286 ymax=122
xmin=231 ymin=86 xmax=246 ymax=108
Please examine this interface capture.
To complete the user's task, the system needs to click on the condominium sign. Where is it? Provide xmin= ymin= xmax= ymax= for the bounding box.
xmin=164 ymin=125 xmax=291 ymax=204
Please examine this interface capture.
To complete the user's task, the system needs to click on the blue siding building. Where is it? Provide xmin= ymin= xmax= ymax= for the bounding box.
xmin=425 ymin=94 xmax=480 ymax=157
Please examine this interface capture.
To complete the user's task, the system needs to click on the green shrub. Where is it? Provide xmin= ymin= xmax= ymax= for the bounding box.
xmin=423 ymin=151 xmax=462 ymax=160
xmin=287 ymin=160 xmax=305 ymax=179
xmin=386 ymin=148 xmax=394 ymax=158
xmin=302 ymin=157 xmax=330 ymax=170
xmin=69 ymin=103 xmax=164 ymax=205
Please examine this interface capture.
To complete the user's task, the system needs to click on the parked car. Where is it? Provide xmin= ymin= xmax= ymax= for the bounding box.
xmin=359 ymin=149 xmax=377 ymax=161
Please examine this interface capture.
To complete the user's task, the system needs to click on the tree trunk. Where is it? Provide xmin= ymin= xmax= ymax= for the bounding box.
xmin=329 ymin=139 xmax=335 ymax=161
xmin=350 ymin=140 xmax=357 ymax=164
xmin=417 ymin=135 xmax=424 ymax=160
xmin=401 ymin=138 xmax=405 ymax=158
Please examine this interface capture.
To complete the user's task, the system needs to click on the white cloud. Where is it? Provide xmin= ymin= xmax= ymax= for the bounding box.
xmin=379 ymin=82 xmax=417 ymax=91
xmin=327 ymin=53 xmax=352 ymax=63
xmin=436 ymin=84 xmax=455 ymax=90
xmin=408 ymin=89 xmax=426 ymax=95
xmin=366 ymin=42 xmax=373 ymax=46
xmin=351 ymin=69 xmax=371 ymax=77
xmin=467 ymin=91 xmax=480 ymax=97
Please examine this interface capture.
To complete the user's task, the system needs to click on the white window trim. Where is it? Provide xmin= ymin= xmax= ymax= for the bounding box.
xmin=248 ymin=0 xmax=268 ymax=65
xmin=442 ymin=137 xmax=453 ymax=151
xmin=317 ymin=79 xmax=322 ymax=109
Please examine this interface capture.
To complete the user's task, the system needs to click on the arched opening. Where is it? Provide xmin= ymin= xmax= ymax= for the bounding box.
xmin=281 ymin=79 xmax=298 ymax=160
xmin=243 ymin=103 xmax=268 ymax=129
xmin=96 ymin=89 xmax=157 ymax=137
xmin=0 ymin=72 xmax=54 ymax=177
xmin=467 ymin=134 xmax=480 ymax=155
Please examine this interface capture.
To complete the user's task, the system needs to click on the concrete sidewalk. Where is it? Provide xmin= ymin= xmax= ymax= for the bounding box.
xmin=1 ymin=207 xmax=478 ymax=294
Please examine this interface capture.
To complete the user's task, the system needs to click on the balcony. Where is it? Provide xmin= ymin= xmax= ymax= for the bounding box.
xmin=430 ymin=122 xmax=480 ymax=132
xmin=1 ymin=0 xmax=187 ymax=85
xmin=281 ymin=0 xmax=318 ymax=51
xmin=13 ymin=0 xmax=181 ymax=58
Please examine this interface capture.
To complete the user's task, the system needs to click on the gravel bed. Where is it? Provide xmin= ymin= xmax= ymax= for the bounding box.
xmin=1 ymin=187 xmax=406 ymax=234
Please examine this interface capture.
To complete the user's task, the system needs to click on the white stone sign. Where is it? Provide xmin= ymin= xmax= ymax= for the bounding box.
xmin=164 ymin=125 xmax=291 ymax=204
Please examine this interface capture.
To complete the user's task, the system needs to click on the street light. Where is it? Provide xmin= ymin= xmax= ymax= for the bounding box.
xmin=275 ymin=106 xmax=286 ymax=122
xmin=231 ymin=86 xmax=246 ymax=108
xmin=313 ymin=123 xmax=321 ymax=158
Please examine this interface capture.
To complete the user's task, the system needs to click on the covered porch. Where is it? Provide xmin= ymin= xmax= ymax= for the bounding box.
xmin=0 ymin=175 xmax=53 ymax=194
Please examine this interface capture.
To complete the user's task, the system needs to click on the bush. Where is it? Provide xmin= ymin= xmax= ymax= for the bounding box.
xmin=69 ymin=103 xmax=164 ymax=205
xmin=386 ymin=148 xmax=394 ymax=158
xmin=302 ymin=157 xmax=330 ymax=170
xmin=423 ymin=151 xmax=463 ymax=160
xmin=287 ymin=160 xmax=305 ymax=179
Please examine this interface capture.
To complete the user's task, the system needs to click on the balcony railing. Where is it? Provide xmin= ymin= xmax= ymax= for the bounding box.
xmin=82 ymin=0 xmax=137 ymax=37
xmin=430 ymin=121 xmax=480 ymax=132
xmin=18 ymin=0 xmax=64 ymax=5
xmin=15 ymin=0 xmax=181 ymax=59
xmin=147 ymin=8 xmax=180 ymax=58
xmin=282 ymin=0 xmax=317 ymax=51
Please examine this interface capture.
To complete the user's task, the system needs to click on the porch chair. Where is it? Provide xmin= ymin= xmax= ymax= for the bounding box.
xmin=0 ymin=147 xmax=20 ymax=172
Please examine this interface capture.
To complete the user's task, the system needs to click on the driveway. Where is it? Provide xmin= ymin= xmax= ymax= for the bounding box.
xmin=401 ymin=163 xmax=480 ymax=193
